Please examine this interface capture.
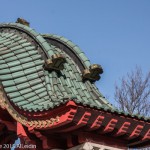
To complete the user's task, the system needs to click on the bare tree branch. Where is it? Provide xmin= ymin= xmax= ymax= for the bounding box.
xmin=114 ymin=67 xmax=150 ymax=117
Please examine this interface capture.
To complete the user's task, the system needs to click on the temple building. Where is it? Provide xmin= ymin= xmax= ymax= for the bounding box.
xmin=0 ymin=19 xmax=149 ymax=150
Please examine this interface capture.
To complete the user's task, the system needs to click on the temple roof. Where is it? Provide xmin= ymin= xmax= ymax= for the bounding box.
xmin=0 ymin=23 xmax=113 ymax=112
xmin=0 ymin=21 xmax=150 ymax=149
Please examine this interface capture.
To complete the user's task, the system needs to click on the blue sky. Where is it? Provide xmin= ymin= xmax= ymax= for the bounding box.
xmin=0 ymin=0 xmax=150 ymax=106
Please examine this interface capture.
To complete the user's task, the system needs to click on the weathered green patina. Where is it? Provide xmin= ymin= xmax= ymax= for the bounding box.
xmin=0 ymin=23 xmax=113 ymax=112
xmin=0 ymin=22 xmax=149 ymax=122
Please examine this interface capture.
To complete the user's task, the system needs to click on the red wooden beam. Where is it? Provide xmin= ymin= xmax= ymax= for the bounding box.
xmin=28 ymin=128 xmax=49 ymax=149
xmin=67 ymin=135 xmax=74 ymax=148
xmin=17 ymin=122 xmax=35 ymax=145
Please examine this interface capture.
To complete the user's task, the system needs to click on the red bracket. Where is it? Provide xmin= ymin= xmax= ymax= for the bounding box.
xmin=142 ymin=129 xmax=150 ymax=141
xmin=77 ymin=112 xmax=91 ymax=125
xmin=115 ymin=122 xmax=131 ymax=136
xmin=60 ymin=111 xmax=91 ymax=132
xmin=102 ymin=119 xmax=118 ymax=133
xmin=128 ymin=125 xmax=144 ymax=140
xmin=88 ymin=115 xmax=104 ymax=131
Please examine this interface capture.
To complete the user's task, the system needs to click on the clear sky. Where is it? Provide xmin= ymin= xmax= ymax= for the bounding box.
xmin=0 ymin=0 xmax=150 ymax=106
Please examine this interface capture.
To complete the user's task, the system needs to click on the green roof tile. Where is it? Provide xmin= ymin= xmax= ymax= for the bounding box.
xmin=0 ymin=23 xmax=121 ymax=118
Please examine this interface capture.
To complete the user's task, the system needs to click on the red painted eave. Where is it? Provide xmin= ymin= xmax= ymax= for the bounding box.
xmin=0 ymin=100 xmax=150 ymax=149
xmin=25 ymin=101 xmax=150 ymax=148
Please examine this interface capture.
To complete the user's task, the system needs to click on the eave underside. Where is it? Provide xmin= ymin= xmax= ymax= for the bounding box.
xmin=0 ymin=101 xmax=150 ymax=150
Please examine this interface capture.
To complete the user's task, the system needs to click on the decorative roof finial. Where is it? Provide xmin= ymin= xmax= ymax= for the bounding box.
xmin=44 ymin=54 xmax=66 ymax=71
xmin=16 ymin=18 xmax=30 ymax=26
xmin=82 ymin=64 xmax=103 ymax=81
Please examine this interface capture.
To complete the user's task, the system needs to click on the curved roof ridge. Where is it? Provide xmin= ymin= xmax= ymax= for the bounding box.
xmin=0 ymin=23 xmax=55 ymax=58
xmin=42 ymin=34 xmax=114 ymax=109
xmin=43 ymin=34 xmax=91 ymax=68
xmin=0 ymin=23 xmax=114 ymax=114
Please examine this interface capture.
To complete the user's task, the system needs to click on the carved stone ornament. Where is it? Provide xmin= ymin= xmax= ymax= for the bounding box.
xmin=16 ymin=18 xmax=30 ymax=26
xmin=82 ymin=64 xmax=103 ymax=81
xmin=45 ymin=54 xmax=66 ymax=70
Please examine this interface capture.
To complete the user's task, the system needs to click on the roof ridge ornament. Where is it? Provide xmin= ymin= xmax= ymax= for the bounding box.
xmin=16 ymin=18 xmax=30 ymax=27
xmin=44 ymin=54 xmax=66 ymax=71
xmin=82 ymin=64 xmax=103 ymax=81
